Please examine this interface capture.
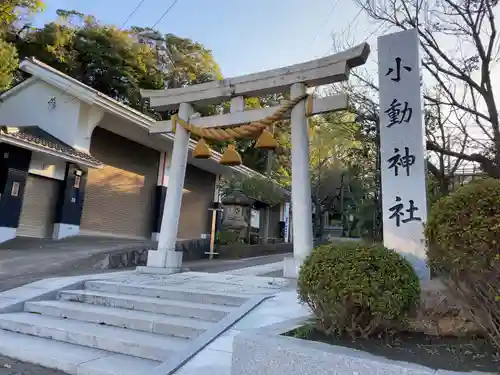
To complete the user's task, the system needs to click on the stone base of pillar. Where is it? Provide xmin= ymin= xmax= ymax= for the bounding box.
xmin=283 ymin=255 xmax=304 ymax=279
xmin=146 ymin=248 xmax=183 ymax=268
xmin=136 ymin=266 xmax=188 ymax=275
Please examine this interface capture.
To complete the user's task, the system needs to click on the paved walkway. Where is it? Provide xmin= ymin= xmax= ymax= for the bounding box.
xmin=0 ymin=237 xmax=155 ymax=292
xmin=0 ymin=241 xmax=288 ymax=292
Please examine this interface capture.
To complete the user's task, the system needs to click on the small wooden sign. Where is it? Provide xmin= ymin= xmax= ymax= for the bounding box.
xmin=11 ymin=181 xmax=20 ymax=197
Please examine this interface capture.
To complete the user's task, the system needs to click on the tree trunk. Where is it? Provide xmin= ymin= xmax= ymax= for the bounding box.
xmin=313 ymin=200 xmax=321 ymax=238
xmin=319 ymin=209 xmax=326 ymax=240
xmin=246 ymin=207 xmax=252 ymax=244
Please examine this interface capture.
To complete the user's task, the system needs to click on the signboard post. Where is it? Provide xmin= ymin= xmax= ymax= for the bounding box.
xmin=284 ymin=202 xmax=290 ymax=243
xmin=378 ymin=28 xmax=429 ymax=280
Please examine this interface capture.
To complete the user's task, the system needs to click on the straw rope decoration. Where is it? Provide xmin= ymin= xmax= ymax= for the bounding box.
xmin=170 ymin=93 xmax=313 ymax=166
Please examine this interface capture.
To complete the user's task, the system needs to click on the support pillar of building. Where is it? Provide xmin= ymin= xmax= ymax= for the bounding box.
xmin=53 ymin=164 xmax=86 ymax=240
xmin=0 ymin=144 xmax=31 ymax=243
xmin=261 ymin=206 xmax=270 ymax=243
xmin=284 ymin=83 xmax=314 ymax=278
xmin=144 ymin=103 xmax=193 ymax=273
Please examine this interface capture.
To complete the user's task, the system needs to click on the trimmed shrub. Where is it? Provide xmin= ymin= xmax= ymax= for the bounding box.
xmin=297 ymin=241 xmax=420 ymax=339
xmin=215 ymin=230 xmax=240 ymax=245
xmin=425 ymin=178 xmax=500 ymax=275
xmin=424 ymin=178 xmax=500 ymax=349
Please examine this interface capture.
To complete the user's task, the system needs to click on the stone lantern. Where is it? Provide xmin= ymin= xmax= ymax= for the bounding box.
xmin=221 ymin=190 xmax=255 ymax=234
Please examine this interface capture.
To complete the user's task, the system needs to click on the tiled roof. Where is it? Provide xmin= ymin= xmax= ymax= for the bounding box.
xmin=0 ymin=126 xmax=102 ymax=167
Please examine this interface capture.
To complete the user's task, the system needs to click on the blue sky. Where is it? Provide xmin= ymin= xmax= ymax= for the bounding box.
xmin=33 ymin=0 xmax=382 ymax=78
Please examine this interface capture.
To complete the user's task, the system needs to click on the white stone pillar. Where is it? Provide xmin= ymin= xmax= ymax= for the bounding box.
xmin=284 ymin=83 xmax=314 ymax=278
xmin=378 ymin=29 xmax=429 ymax=280
xmin=145 ymin=102 xmax=193 ymax=272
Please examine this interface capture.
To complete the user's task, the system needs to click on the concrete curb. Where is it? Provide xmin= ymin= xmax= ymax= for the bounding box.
xmin=219 ymin=261 xmax=284 ymax=276
xmin=232 ymin=317 xmax=496 ymax=375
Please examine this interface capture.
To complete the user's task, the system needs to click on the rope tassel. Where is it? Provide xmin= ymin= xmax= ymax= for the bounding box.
xmin=168 ymin=94 xmax=311 ymax=168
xmin=254 ymin=128 xmax=278 ymax=150
xmin=193 ymin=138 xmax=211 ymax=159
xmin=220 ymin=144 xmax=242 ymax=166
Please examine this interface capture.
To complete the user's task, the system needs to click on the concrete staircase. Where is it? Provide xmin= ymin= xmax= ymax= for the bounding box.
xmin=0 ymin=278 xmax=248 ymax=375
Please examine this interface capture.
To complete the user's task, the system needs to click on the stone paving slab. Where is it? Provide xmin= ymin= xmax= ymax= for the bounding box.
xmin=164 ymin=285 xmax=311 ymax=375
xmin=0 ymin=272 xmax=134 ymax=314
xmin=104 ymin=272 xmax=291 ymax=297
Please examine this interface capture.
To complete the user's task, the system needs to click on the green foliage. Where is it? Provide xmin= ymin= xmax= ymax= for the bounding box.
xmin=215 ymin=230 xmax=240 ymax=245
xmin=425 ymin=178 xmax=500 ymax=275
xmin=351 ymin=198 xmax=379 ymax=240
xmin=297 ymin=242 xmax=420 ymax=338
xmin=0 ymin=38 xmax=19 ymax=91
xmin=290 ymin=323 xmax=315 ymax=339
xmin=0 ymin=0 xmax=44 ymax=91
xmin=14 ymin=16 xmax=164 ymax=109
xmin=218 ymin=175 xmax=286 ymax=207
xmin=130 ymin=28 xmax=222 ymax=90
xmin=7 ymin=10 xmax=221 ymax=113
xmin=425 ymin=178 xmax=500 ymax=350
xmin=0 ymin=0 xmax=45 ymax=32
xmin=426 ymin=174 xmax=440 ymax=207
xmin=162 ymin=33 xmax=222 ymax=87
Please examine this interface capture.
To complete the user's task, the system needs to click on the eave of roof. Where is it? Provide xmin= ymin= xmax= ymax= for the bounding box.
xmin=15 ymin=58 xmax=290 ymax=196
xmin=0 ymin=126 xmax=102 ymax=169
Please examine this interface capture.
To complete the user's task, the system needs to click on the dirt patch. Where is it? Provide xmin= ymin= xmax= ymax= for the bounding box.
xmin=216 ymin=242 xmax=292 ymax=259
xmin=285 ymin=327 xmax=500 ymax=373
xmin=0 ymin=355 xmax=66 ymax=375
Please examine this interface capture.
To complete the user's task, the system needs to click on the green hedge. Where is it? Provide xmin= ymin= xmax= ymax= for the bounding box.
xmin=297 ymin=241 xmax=420 ymax=338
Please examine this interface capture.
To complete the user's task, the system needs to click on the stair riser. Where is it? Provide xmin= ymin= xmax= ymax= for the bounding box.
xmin=24 ymin=303 xmax=205 ymax=340
xmin=85 ymin=281 xmax=246 ymax=307
xmin=0 ymin=319 xmax=170 ymax=362
xmin=0 ymin=330 xmax=160 ymax=375
xmin=58 ymin=292 xmax=227 ymax=322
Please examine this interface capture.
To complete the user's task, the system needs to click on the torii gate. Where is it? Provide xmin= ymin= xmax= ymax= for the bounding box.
xmin=141 ymin=42 xmax=370 ymax=277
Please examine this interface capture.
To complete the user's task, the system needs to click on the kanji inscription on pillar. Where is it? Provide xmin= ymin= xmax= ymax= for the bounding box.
xmin=378 ymin=28 xmax=429 ymax=280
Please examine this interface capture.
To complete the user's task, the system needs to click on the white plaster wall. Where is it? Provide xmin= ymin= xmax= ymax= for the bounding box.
xmin=29 ymin=152 xmax=66 ymax=181
xmin=0 ymin=80 xmax=81 ymax=148
xmin=75 ymin=102 xmax=104 ymax=152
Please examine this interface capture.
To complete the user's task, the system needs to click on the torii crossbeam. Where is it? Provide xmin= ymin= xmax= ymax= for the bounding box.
xmin=141 ymin=42 xmax=370 ymax=277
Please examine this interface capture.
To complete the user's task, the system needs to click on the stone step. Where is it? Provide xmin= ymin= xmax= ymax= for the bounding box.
xmin=85 ymin=280 xmax=248 ymax=306
xmin=0 ymin=312 xmax=188 ymax=362
xmin=0 ymin=329 xmax=160 ymax=375
xmin=24 ymin=300 xmax=212 ymax=339
xmin=59 ymin=289 xmax=233 ymax=322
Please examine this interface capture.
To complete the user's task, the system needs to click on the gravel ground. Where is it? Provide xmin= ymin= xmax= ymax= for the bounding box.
xmin=0 ymin=357 xmax=67 ymax=375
